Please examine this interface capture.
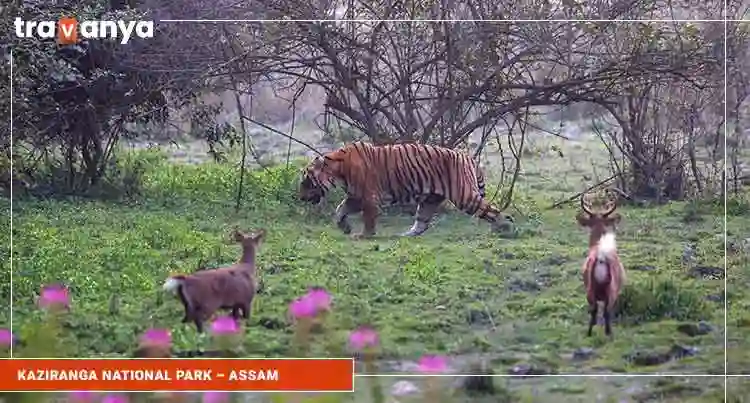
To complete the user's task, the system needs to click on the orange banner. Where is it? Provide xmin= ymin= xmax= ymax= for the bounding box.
xmin=0 ymin=358 xmax=354 ymax=392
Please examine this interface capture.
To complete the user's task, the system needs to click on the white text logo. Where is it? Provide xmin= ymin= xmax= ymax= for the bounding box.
xmin=14 ymin=17 xmax=154 ymax=45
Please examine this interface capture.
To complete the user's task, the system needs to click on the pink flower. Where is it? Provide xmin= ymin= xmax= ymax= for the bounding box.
xmin=288 ymin=288 xmax=334 ymax=320
xmin=417 ymin=355 xmax=448 ymax=374
xmin=202 ymin=391 xmax=230 ymax=403
xmin=102 ymin=395 xmax=128 ymax=403
xmin=305 ymin=288 xmax=332 ymax=311
xmin=68 ymin=391 xmax=96 ymax=403
xmin=348 ymin=326 xmax=379 ymax=351
xmin=289 ymin=295 xmax=317 ymax=319
xmin=140 ymin=328 xmax=171 ymax=347
xmin=39 ymin=284 xmax=70 ymax=310
xmin=211 ymin=316 xmax=239 ymax=335
xmin=0 ymin=329 xmax=13 ymax=349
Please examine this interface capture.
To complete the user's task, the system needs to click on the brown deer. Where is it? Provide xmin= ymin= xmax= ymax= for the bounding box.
xmin=162 ymin=228 xmax=264 ymax=332
xmin=576 ymin=191 xmax=626 ymax=337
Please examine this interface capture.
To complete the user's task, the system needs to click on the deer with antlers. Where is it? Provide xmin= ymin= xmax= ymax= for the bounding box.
xmin=576 ymin=190 xmax=626 ymax=337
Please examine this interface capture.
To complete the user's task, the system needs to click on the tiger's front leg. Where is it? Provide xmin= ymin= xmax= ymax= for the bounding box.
xmin=335 ymin=197 xmax=362 ymax=235
xmin=352 ymin=199 xmax=379 ymax=240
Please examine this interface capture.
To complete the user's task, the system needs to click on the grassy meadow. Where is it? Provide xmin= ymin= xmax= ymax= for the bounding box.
xmin=2 ymin=133 xmax=728 ymax=401
xmin=727 ymin=180 xmax=750 ymax=374
xmin=726 ymin=135 xmax=750 ymax=375
xmin=728 ymin=377 xmax=750 ymax=402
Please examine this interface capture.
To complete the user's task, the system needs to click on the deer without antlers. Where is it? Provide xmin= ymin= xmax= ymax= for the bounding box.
xmin=162 ymin=228 xmax=264 ymax=333
xmin=576 ymin=191 xmax=626 ymax=337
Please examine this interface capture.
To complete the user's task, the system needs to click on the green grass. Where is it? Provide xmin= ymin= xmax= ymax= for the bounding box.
xmin=726 ymin=188 xmax=750 ymax=374
xmin=728 ymin=377 xmax=750 ymax=402
xmin=1 ymin=136 xmax=727 ymax=400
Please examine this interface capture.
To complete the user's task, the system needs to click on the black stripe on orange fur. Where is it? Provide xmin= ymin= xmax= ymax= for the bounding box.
xmin=300 ymin=141 xmax=508 ymax=235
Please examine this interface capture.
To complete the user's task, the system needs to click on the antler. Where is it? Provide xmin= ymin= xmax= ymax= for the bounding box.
xmin=580 ymin=190 xmax=617 ymax=216
xmin=601 ymin=189 xmax=618 ymax=217
xmin=580 ymin=192 xmax=595 ymax=216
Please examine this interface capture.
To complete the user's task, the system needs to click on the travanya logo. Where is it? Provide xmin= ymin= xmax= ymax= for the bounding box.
xmin=14 ymin=17 xmax=154 ymax=45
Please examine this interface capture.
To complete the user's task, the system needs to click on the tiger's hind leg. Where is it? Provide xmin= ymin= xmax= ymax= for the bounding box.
xmin=402 ymin=194 xmax=445 ymax=237
xmin=334 ymin=197 xmax=362 ymax=235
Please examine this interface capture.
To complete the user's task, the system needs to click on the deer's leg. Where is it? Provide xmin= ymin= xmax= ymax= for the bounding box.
xmin=180 ymin=306 xmax=191 ymax=323
xmin=193 ymin=307 xmax=214 ymax=333
xmin=177 ymin=287 xmax=191 ymax=323
xmin=603 ymin=305 xmax=613 ymax=336
xmin=240 ymin=301 xmax=251 ymax=320
xmin=193 ymin=316 xmax=205 ymax=333
xmin=402 ymin=194 xmax=444 ymax=237
xmin=587 ymin=303 xmax=598 ymax=337
xmin=335 ymin=197 xmax=362 ymax=235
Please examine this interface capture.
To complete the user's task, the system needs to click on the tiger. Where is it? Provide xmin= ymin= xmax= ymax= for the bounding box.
xmin=298 ymin=141 xmax=514 ymax=239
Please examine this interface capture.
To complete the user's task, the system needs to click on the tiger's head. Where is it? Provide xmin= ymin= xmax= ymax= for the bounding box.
xmin=299 ymin=149 xmax=347 ymax=204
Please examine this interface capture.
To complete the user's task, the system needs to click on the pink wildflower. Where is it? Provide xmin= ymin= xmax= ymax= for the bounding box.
xmin=211 ymin=316 xmax=239 ymax=335
xmin=289 ymin=295 xmax=317 ymax=319
xmin=0 ymin=329 xmax=13 ymax=349
xmin=140 ymin=328 xmax=172 ymax=347
xmin=305 ymin=288 xmax=332 ymax=311
xmin=348 ymin=326 xmax=379 ymax=351
xmin=39 ymin=284 xmax=70 ymax=310
xmin=202 ymin=392 xmax=230 ymax=403
xmin=101 ymin=395 xmax=128 ymax=403
xmin=68 ymin=391 xmax=96 ymax=403
xmin=417 ymin=355 xmax=448 ymax=374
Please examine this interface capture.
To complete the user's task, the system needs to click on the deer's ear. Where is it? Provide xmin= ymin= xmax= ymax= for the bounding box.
xmin=232 ymin=228 xmax=245 ymax=242
xmin=251 ymin=229 xmax=266 ymax=243
xmin=576 ymin=212 xmax=590 ymax=227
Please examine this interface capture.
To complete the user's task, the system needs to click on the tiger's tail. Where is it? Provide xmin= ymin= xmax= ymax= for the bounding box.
xmin=452 ymin=161 xmax=512 ymax=230
xmin=449 ymin=181 xmax=507 ymax=227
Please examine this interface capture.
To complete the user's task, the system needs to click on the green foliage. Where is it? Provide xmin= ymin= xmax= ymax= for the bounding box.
xmin=727 ymin=192 xmax=750 ymax=216
xmin=615 ymin=276 xmax=710 ymax=323
xmin=2 ymin=0 xmax=232 ymax=197
xmin=6 ymin=1 xmax=151 ymax=190
xmin=141 ymin=152 xmax=302 ymax=210
xmin=728 ymin=379 xmax=750 ymax=403
xmin=727 ymin=188 xmax=750 ymax=373
xmin=677 ymin=199 xmax=723 ymax=223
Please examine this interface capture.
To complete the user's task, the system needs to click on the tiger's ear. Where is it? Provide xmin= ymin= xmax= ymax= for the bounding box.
xmin=324 ymin=148 xmax=347 ymax=162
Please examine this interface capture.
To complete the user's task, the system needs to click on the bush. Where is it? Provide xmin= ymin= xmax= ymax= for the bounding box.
xmin=727 ymin=192 xmax=750 ymax=217
xmin=615 ymin=276 xmax=710 ymax=324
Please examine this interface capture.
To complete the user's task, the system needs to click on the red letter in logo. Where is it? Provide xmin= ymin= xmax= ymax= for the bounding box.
xmin=58 ymin=17 xmax=78 ymax=44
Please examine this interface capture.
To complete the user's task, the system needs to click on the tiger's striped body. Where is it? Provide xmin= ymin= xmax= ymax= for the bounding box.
xmin=298 ymin=141 xmax=514 ymax=238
